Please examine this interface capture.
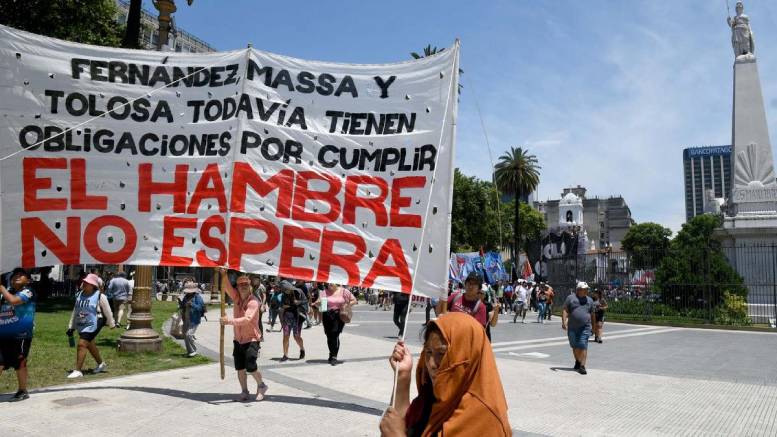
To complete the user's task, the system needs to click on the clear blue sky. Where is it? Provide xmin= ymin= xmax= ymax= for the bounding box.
xmin=152 ymin=0 xmax=777 ymax=233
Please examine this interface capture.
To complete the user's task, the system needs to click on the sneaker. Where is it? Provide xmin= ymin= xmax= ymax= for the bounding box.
xmin=578 ymin=366 xmax=587 ymax=375
xmin=574 ymin=360 xmax=580 ymax=370
xmin=94 ymin=362 xmax=107 ymax=374
xmin=522 ymin=320 xmax=527 ymax=324
xmin=299 ymin=349 xmax=305 ymax=360
xmin=328 ymin=357 xmax=335 ymax=366
xmin=331 ymin=359 xmax=342 ymax=366
xmin=255 ymin=382 xmax=269 ymax=401
xmin=9 ymin=390 xmax=29 ymax=402
xmin=187 ymin=352 xmax=198 ymax=358
xmin=280 ymin=355 xmax=288 ymax=362
xmin=67 ymin=370 xmax=84 ymax=379
xmin=236 ymin=390 xmax=250 ymax=402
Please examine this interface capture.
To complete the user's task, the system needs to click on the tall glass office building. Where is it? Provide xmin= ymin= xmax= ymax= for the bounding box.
xmin=683 ymin=146 xmax=731 ymax=222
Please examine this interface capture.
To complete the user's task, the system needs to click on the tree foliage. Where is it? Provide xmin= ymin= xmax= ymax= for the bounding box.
xmin=450 ymin=169 xmax=510 ymax=252
xmin=621 ymin=222 xmax=672 ymax=269
xmin=0 ymin=0 xmax=124 ymax=47
xmin=655 ymin=214 xmax=746 ymax=308
xmin=450 ymin=169 xmax=545 ymax=254
xmin=517 ymin=201 xmax=546 ymax=250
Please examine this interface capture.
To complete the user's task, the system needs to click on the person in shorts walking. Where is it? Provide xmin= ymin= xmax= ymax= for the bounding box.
xmin=217 ymin=268 xmax=268 ymax=401
xmin=513 ymin=279 xmax=529 ymax=323
xmin=561 ymin=282 xmax=597 ymax=375
xmin=592 ymin=289 xmax=608 ymax=343
xmin=66 ymin=273 xmax=115 ymax=379
xmin=279 ymin=280 xmax=306 ymax=362
xmin=0 ymin=268 xmax=36 ymax=401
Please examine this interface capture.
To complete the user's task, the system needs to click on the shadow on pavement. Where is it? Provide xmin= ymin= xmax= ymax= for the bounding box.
xmin=549 ymin=367 xmax=578 ymax=372
xmin=31 ymin=385 xmax=384 ymax=415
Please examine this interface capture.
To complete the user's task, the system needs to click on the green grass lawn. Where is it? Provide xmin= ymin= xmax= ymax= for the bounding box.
xmin=0 ymin=299 xmax=210 ymax=393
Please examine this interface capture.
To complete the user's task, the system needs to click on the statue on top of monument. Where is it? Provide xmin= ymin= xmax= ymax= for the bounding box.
xmin=728 ymin=1 xmax=755 ymax=58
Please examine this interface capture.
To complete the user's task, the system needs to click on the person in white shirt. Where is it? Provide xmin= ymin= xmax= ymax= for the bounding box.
xmin=512 ymin=280 xmax=529 ymax=324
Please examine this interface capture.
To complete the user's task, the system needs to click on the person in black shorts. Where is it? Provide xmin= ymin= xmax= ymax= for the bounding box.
xmin=592 ymin=289 xmax=608 ymax=343
xmin=66 ymin=273 xmax=115 ymax=379
xmin=0 ymin=268 xmax=36 ymax=402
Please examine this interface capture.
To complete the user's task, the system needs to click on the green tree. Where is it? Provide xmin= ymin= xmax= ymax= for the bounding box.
xmin=450 ymin=169 xmax=512 ymax=252
xmin=621 ymin=222 xmax=672 ymax=269
xmin=517 ymin=201 xmax=546 ymax=251
xmin=493 ymin=146 xmax=541 ymax=261
xmin=654 ymin=214 xmax=746 ymax=312
xmin=0 ymin=0 xmax=124 ymax=47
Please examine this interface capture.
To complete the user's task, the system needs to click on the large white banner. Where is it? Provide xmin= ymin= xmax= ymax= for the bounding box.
xmin=0 ymin=26 xmax=458 ymax=298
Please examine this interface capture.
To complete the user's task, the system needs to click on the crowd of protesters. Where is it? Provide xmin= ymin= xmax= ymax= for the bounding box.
xmin=0 ymin=261 xmax=598 ymax=437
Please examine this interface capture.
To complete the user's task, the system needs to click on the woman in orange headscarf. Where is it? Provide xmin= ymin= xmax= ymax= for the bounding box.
xmin=379 ymin=312 xmax=511 ymax=436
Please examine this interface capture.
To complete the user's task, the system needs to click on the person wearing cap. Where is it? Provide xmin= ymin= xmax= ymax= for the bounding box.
xmin=447 ymin=272 xmax=488 ymax=328
xmin=0 ymin=268 xmax=36 ymax=401
xmin=66 ymin=273 xmax=115 ymax=379
xmin=179 ymin=279 xmax=206 ymax=357
xmin=107 ymin=271 xmax=132 ymax=329
xmin=279 ymin=279 xmax=306 ymax=362
xmin=217 ymin=268 xmax=268 ymax=401
xmin=561 ymin=282 xmax=597 ymax=375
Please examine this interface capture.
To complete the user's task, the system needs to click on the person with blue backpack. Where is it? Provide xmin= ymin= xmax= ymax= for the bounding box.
xmin=66 ymin=273 xmax=115 ymax=379
xmin=179 ymin=279 xmax=206 ymax=357
xmin=0 ymin=268 xmax=36 ymax=402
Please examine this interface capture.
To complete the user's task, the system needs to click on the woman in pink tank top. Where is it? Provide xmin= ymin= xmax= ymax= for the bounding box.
xmin=321 ymin=283 xmax=357 ymax=365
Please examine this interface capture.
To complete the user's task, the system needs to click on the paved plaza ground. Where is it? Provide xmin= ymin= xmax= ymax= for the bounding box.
xmin=2 ymin=305 xmax=777 ymax=436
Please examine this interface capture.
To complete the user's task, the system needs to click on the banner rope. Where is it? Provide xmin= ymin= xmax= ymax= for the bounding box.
xmin=389 ymin=41 xmax=460 ymax=409
xmin=0 ymin=55 xmax=234 ymax=162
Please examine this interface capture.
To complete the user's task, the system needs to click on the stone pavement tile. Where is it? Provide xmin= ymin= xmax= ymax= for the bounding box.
xmin=0 ymin=363 xmax=380 ymax=437
xmin=196 ymin=314 xmax=777 ymax=436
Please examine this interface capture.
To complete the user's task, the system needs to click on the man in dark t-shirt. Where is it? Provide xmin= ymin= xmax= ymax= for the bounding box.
xmin=562 ymin=281 xmax=596 ymax=375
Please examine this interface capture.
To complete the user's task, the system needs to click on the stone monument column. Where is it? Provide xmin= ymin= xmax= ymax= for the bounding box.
xmin=717 ymin=2 xmax=777 ymax=325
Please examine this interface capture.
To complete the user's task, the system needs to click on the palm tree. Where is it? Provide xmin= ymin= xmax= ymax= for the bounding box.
xmin=410 ymin=44 xmax=443 ymax=59
xmin=494 ymin=147 xmax=541 ymax=265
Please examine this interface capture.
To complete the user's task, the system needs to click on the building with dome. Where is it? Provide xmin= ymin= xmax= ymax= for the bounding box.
xmin=535 ymin=185 xmax=634 ymax=251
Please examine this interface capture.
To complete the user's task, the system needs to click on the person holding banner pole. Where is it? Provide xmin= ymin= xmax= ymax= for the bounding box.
xmin=321 ymin=283 xmax=357 ymax=366
xmin=380 ymin=313 xmax=511 ymax=436
xmin=216 ymin=268 xmax=268 ymax=401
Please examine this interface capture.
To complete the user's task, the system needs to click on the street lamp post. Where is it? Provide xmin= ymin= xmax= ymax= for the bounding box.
xmin=119 ymin=264 xmax=162 ymax=352
xmin=153 ymin=0 xmax=177 ymax=50
xmin=119 ymin=0 xmax=194 ymax=352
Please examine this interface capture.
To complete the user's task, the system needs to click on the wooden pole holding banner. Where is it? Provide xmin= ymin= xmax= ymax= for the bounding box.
xmin=217 ymin=268 xmax=225 ymax=380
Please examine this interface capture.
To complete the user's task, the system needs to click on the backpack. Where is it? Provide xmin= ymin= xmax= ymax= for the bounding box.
xmin=452 ymin=291 xmax=482 ymax=316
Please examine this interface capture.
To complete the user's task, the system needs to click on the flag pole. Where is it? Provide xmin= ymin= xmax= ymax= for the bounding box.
xmin=217 ymin=268 xmax=225 ymax=380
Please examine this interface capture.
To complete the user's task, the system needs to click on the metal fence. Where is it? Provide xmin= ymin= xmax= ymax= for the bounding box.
xmin=539 ymin=244 xmax=777 ymax=327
